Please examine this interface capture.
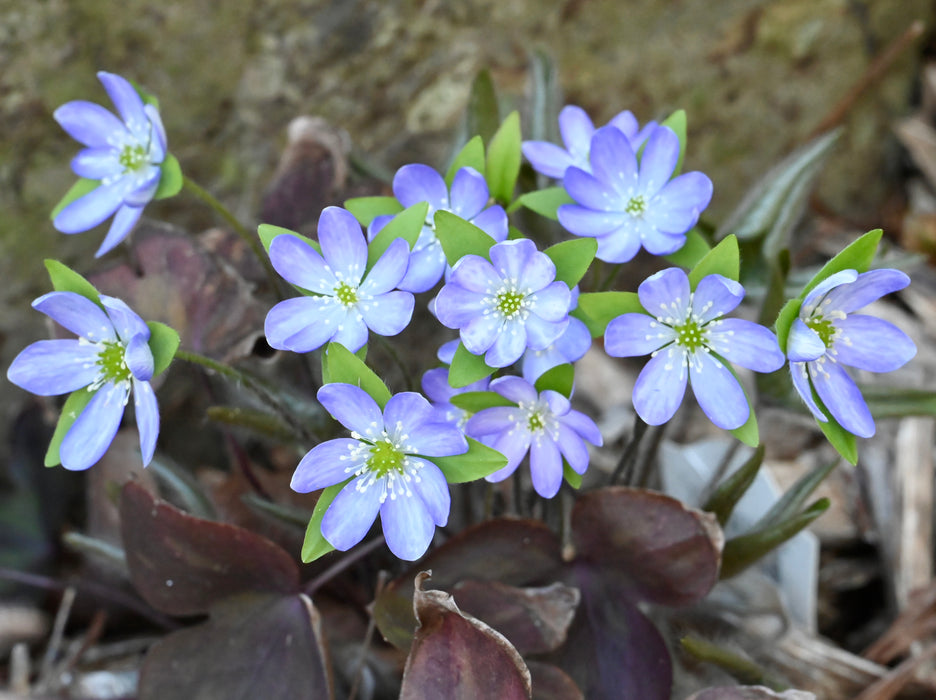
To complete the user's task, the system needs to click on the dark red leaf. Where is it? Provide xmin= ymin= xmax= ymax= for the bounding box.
xmin=452 ymin=579 xmax=579 ymax=656
xmin=399 ymin=572 xmax=532 ymax=700
xmin=527 ymin=661 xmax=584 ymax=700
xmin=571 ymin=487 xmax=723 ymax=606
xmin=139 ymin=592 xmax=331 ymax=700
xmin=120 ymin=482 xmax=299 ymax=616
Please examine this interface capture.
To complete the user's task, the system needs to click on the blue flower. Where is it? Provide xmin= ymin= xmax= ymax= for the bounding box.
xmin=291 ymin=383 xmax=468 ymax=560
xmin=522 ymin=105 xmax=658 ymax=179
xmin=434 ymin=238 xmax=572 ymax=368
xmin=787 ymin=269 xmax=916 ymax=437
xmin=466 ymin=376 xmax=602 ymax=498
xmin=604 ymin=268 xmax=785 ymax=429
xmin=369 ymin=165 xmax=508 ymax=293
xmin=557 ymin=126 xmax=713 ymax=262
xmin=265 ymin=206 xmax=415 ymax=353
xmin=421 ymin=365 xmax=490 ymax=429
xmin=53 ymin=72 xmax=168 ymax=257
xmin=521 ymin=287 xmax=591 ymax=382
xmin=7 ymin=291 xmax=159 ymax=471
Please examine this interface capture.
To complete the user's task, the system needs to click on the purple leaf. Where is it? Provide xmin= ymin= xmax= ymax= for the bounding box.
xmin=527 ymin=661 xmax=584 ymax=700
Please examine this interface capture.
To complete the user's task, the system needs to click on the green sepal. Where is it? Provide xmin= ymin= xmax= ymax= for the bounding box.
xmin=773 ymin=297 xmax=802 ymax=351
xmin=574 ymin=291 xmax=643 ymax=337
xmin=563 ymin=460 xmax=583 ymax=489
xmin=485 ymin=111 xmax=522 ymax=205
xmin=321 ymin=342 xmax=392 ymax=409
xmin=257 ymin=223 xmax=320 ymax=257
xmin=688 ymin=234 xmax=740 ymax=288
xmin=130 ymin=79 xmax=160 ymax=111
xmin=512 ymin=186 xmax=574 ymax=220
xmin=816 ymin=407 xmax=858 ymax=465
xmin=703 ymin=444 xmax=765 ymax=527
xmin=449 ymin=342 xmax=495 ymax=388
xmin=664 ymin=228 xmax=710 ymax=269
xmin=445 ymin=135 xmax=486 ymax=186
xmin=802 ymin=229 xmax=882 ymax=297
xmin=659 ymin=109 xmax=687 ymax=176
xmin=367 ymin=201 xmax=428 ymax=271
xmin=45 ymin=259 xmax=102 ymax=305
xmin=435 ymin=210 xmax=496 ymax=265
xmin=534 ymin=363 xmax=574 ymax=398
xmin=544 ymin=238 xmax=597 ymax=288
xmin=430 ymin=437 xmax=508 ymax=483
xmin=45 ymin=389 xmax=94 ymax=467
xmin=344 ymin=196 xmax=404 ymax=227
xmin=152 ymin=154 xmax=183 ymax=200
xmin=450 ymin=391 xmax=515 ymax=413
xmin=51 ymin=179 xmax=100 ymax=221
xmin=147 ymin=322 xmax=180 ymax=377
xmin=300 ymin=483 xmax=343 ymax=562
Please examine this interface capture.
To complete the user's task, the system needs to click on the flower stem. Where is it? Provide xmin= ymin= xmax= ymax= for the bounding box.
xmin=182 ymin=175 xmax=284 ymax=298
xmin=303 ymin=535 xmax=386 ymax=596
xmin=598 ymin=262 xmax=622 ymax=291
xmin=175 ymin=349 xmax=319 ymax=445
xmin=610 ymin=414 xmax=649 ymax=485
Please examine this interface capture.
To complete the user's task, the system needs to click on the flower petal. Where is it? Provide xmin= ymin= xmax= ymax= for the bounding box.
xmin=32 ymin=291 xmax=116 ymax=341
xmin=95 ymin=204 xmax=143 ymax=257
xmin=410 ymin=458 xmax=451 ymax=526
xmin=529 ymin=282 xmax=571 ymax=323
xmin=321 ymin=478 xmax=382 ymax=551
xmin=449 ymin=167 xmax=489 ymax=219
xmin=53 ymin=181 xmax=125 ymax=234
xmin=801 ymin=269 xmax=858 ymax=314
xmin=318 ymin=383 xmax=384 ymax=438
xmin=125 ymin=335 xmax=155 ymax=381
xmin=144 ymin=104 xmax=168 ymax=160
xmin=383 ymin=391 xmax=433 ymax=433
xmin=393 ymin=164 xmax=448 ymax=210
xmin=7 ymin=340 xmax=101 ymax=396
xmin=608 ymin=110 xmax=640 ymax=140
xmin=637 ymin=126 xmax=680 ymax=197
xmin=523 ymin=313 xmax=567 ymax=350
xmin=489 ymin=239 xmax=535 ymax=282
xmin=790 ymin=362 xmax=826 ymax=422
xmin=100 ymin=295 xmax=150 ymax=344
xmin=331 ymin=314 xmax=371 ymax=355
xmin=132 ymin=377 xmax=159 ymax=466
xmin=408 ymin=422 xmax=468 ymax=457
xmin=60 ymin=382 xmax=126 ymax=471
xmin=637 ymin=268 xmax=691 ymax=322
xmin=361 ymin=237 xmax=411 ymax=295
xmin=490 ymin=375 xmax=538 ymax=404
xmin=71 ymin=147 xmax=120 ymax=180
xmin=97 ymin=72 xmax=148 ymax=130
xmin=559 ymin=105 xmax=595 ymax=161
xmin=633 ymin=348 xmax=688 ymax=425
xmin=269 ymin=235 xmax=337 ymax=293
xmin=448 ymin=254 xmax=501 ymax=294
xmin=589 ymin=126 xmax=639 ymax=197
xmin=648 ymin=172 xmax=712 ymax=232
xmin=461 ymin=314 xmax=503 ymax=355
xmin=563 ymin=409 xmax=603 ymax=446
xmin=824 ymin=268 xmax=911 ymax=313
xmin=786 ymin=318 xmax=827 ymax=363
xmin=692 ymin=274 xmax=744 ymax=322
xmin=558 ymin=202 xmax=627 ymax=236
xmin=381 ymin=488 xmax=436 ymax=561
xmin=485 ymin=320 xmax=527 ymax=368
xmin=556 ymin=423 xmax=590 ymax=474
xmin=434 ymin=284 xmax=486 ymax=329
xmin=522 ymin=141 xmax=574 ymax=178
xmin=564 ymin=167 xmax=622 ymax=211
xmin=318 ymin=206 xmax=367 ymax=282
xmin=292 ymin=438 xmax=364 ymax=492
xmin=471 ymin=205 xmax=509 ymax=242
xmin=833 ymin=314 xmax=916 ymax=372
xmin=466 ymin=406 xmax=520 ymax=437
xmin=707 ymin=318 xmax=785 ymax=372
xmin=811 ymin=361 xmax=875 ymax=437
xmin=605 ymin=313 xmax=673 ymax=357
xmin=639 ymin=225 xmax=686 ymax=256
xmin=689 ymin=351 xmax=749 ymax=430
xmin=593 ymin=226 xmax=642 ymax=263
xmin=54 ymin=101 xmax=126 ymax=148
xmin=554 ymin=317 xmax=591 ymax=361
xmin=489 ymin=428 xmax=531 ymax=474
xmin=264 ymin=296 xmax=344 ymax=352
xmin=399 ymin=241 xmax=447 ymax=293
xmin=518 ymin=248 xmax=558 ymax=293
xmin=530 ymin=436 xmax=563 ymax=498
xmin=359 ymin=291 xmax=414 ymax=337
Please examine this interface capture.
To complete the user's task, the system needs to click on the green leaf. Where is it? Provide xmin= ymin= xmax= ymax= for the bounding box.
xmin=486 ymin=111 xmax=522 ymax=205
xmin=445 ymin=135 xmax=486 ymax=186
xmin=153 ymin=154 xmax=183 ymax=201
xmin=448 ymin=342 xmax=495 ymax=388
xmin=817 ymin=413 xmax=858 ymax=465
xmin=659 ymin=109 xmax=687 ymax=176
xmin=716 ymin=130 xmax=840 ymax=259
xmin=803 ymin=228 xmax=882 ymax=297
xmin=367 ymin=201 xmax=428 ymax=271
xmin=205 ymin=406 xmax=296 ymax=443
xmin=663 ymin=228 xmax=710 ymax=268
xmin=430 ymin=438 xmax=507 ymax=483
xmin=755 ymin=460 xmax=837 ymax=531
xmin=544 ymin=238 xmax=597 ymax=288
xmin=449 ymin=391 xmax=515 ymax=413
xmin=51 ymin=179 xmax=100 ymax=221
xmin=563 ymin=460 xmax=583 ymax=489
xmin=344 ymin=196 xmax=404 ymax=227
xmin=703 ymin=444 xmax=765 ymax=527
xmin=131 ymin=80 xmax=160 ymax=111
xmin=147 ymin=322 xmax=180 ymax=377
xmin=773 ymin=297 xmax=802 ymax=352
xmin=257 ymin=224 xmax=320 ymax=257
xmin=720 ymin=498 xmax=829 ymax=579
xmin=435 ymin=210 xmax=496 ymax=265
xmin=321 ymin=342 xmax=392 ymax=409
xmin=300 ymin=484 xmax=343 ymax=562
xmin=514 ymin=186 xmax=574 ymax=220
xmin=534 ymin=363 xmax=574 ymax=398
xmin=861 ymin=386 xmax=936 ymax=418
xmin=574 ymin=291 xmax=643 ymax=337
xmin=466 ymin=69 xmax=501 ymax=146
xmin=44 ymin=259 xmax=101 ymax=304
xmin=688 ymin=234 xmax=740 ymax=288
xmin=45 ymin=389 xmax=94 ymax=467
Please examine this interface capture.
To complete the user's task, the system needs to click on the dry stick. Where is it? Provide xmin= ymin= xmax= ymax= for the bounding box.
xmin=807 ymin=20 xmax=925 ymax=140
xmin=853 ymin=642 xmax=936 ymax=700
xmin=610 ymin=414 xmax=650 ymax=485
xmin=36 ymin=587 xmax=76 ymax=692
xmin=347 ymin=571 xmax=390 ymax=700
xmin=303 ymin=535 xmax=387 ymax=597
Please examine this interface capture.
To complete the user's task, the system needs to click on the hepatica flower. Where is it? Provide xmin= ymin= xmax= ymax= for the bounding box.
xmin=787 ymin=268 xmax=915 ymax=437
xmin=54 ymin=72 xmax=168 ymax=257
xmin=466 ymin=376 xmax=602 ymax=498
xmin=434 ymin=238 xmax=572 ymax=368
xmin=7 ymin=291 xmax=159 ymax=471
xmin=291 ymin=384 xmax=468 ymax=560
xmin=558 ymin=126 xmax=713 ymax=262
xmin=522 ymin=105 xmax=658 ymax=179
xmin=369 ymin=165 xmax=508 ymax=293
xmin=521 ymin=287 xmax=591 ymax=382
xmin=265 ymin=206 xmax=414 ymax=353
xmin=605 ymin=268 xmax=784 ymax=430
xmin=421 ymin=367 xmax=490 ymax=429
